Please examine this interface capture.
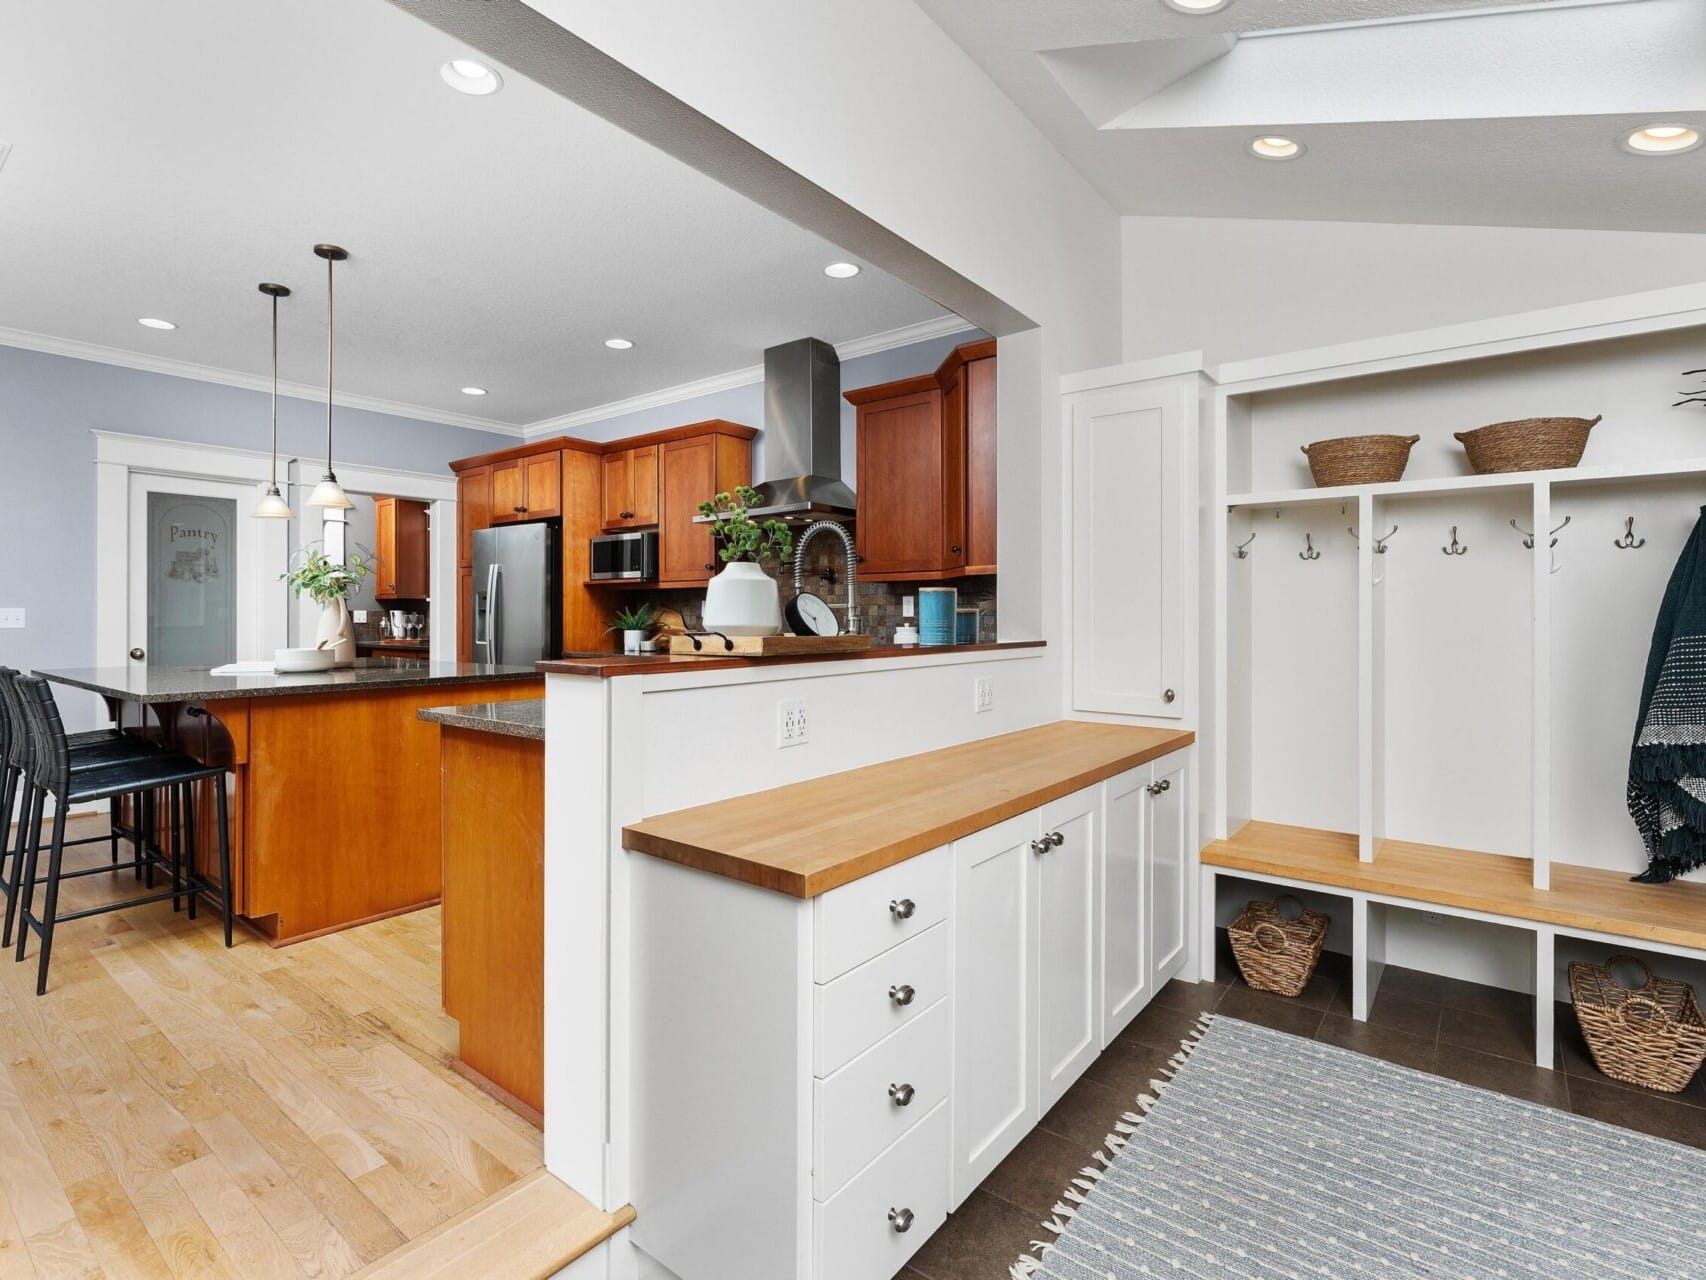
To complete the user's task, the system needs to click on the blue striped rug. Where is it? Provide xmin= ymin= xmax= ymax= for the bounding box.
xmin=1015 ymin=1015 xmax=1706 ymax=1279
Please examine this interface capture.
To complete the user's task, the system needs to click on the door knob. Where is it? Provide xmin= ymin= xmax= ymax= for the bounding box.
xmin=888 ymin=1082 xmax=915 ymax=1107
xmin=890 ymin=898 xmax=916 ymax=920
xmin=129 ymin=647 xmax=145 ymax=660
xmin=888 ymin=983 xmax=915 ymax=1007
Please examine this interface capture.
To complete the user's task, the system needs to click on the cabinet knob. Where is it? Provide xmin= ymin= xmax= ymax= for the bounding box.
xmin=1163 ymin=688 xmax=1176 ymax=703
xmin=888 ymin=1207 xmax=914 ymax=1234
xmin=513 ymin=506 xmax=525 ymax=514
xmin=888 ymin=1082 xmax=915 ymax=1107
xmin=950 ymin=544 xmax=961 ymax=555
xmin=1159 ymin=778 xmax=1171 ymax=792
xmin=1030 ymin=838 xmax=1049 ymax=856
xmin=888 ymin=983 xmax=915 ymax=1007
xmin=705 ymin=563 xmax=715 ymax=572
xmin=889 ymin=898 xmax=916 ymax=921
xmin=129 ymin=647 xmax=146 ymax=660
xmin=1048 ymin=830 xmax=1065 ymax=848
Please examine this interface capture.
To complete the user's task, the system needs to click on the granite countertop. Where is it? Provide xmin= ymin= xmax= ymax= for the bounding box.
xmin=417 ymin=699 xmax=544 ymax=741
xmin=537 ymin=640 xmax=1044 ymax=678
xmin=37 ymin=660 xmax=542 ymax=704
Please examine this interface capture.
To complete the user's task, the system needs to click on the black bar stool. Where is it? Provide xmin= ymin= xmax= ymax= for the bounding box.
xmin=8 ymin=675 xmax=235 ymax=995
xmin=0 ymin=667 xmax=163 ymax=947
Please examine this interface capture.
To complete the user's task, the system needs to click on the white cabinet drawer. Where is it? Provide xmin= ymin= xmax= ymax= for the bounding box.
xmin=815 ymin=846 xmax=950 ymax=983
xmin=814 ymin=997 xmax=949 ymax=1200
xmin=814 ymin=1101 xmax=948 ymax=1280
xmin=815 ymin=923 xmax=948 ymax=1077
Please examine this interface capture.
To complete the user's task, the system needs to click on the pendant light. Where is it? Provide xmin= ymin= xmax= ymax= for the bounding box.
xmin=305 ymin=243 xmax=353 ymax=509
xmin=252 ymin=282 xmax=294 ymax=520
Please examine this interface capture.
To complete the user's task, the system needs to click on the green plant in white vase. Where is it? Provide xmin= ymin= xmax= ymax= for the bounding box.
xmin=696 ymin=486 xmax=793 ymax=637
xmin=609 ymin=602 xmax=658 ymax=656
xmin=282 ymin=545 xmax=374 ymax=667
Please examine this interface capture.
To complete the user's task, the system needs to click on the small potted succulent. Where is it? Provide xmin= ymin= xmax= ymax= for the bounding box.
xmin=697 ymin=486 xmax=794 ymax=636
xmin=609 ymin=602 xmax=658 ymax=656
xmin=282 ymin=544 xmax=374 ymax=667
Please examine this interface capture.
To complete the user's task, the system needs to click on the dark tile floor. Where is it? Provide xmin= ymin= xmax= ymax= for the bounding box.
xmin=902 ymin=941 xmax=1706 ymax=1280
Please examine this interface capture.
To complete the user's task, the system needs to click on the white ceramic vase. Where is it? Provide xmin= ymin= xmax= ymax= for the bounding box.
xmin=315 ymin=597 xmax=358 ymax=667
xmin=702 ymin=560 xmax=784 ymax=637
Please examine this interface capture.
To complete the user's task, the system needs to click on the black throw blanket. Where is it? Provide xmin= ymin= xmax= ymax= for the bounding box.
xmin=1628 ymin=506 xmax=1706 ymax=882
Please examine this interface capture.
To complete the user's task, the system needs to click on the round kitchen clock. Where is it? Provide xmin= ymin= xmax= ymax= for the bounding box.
xmin=786 ymin=591 xmax=840 ymax=637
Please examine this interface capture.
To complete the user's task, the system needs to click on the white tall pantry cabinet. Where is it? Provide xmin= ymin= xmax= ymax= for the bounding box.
xmin=1065 ymin=355 xmax=1210 ymax=723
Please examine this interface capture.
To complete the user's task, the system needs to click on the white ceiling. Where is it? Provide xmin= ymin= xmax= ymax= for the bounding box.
xmin=0 ymin=0 xmax=950 ymax=434
xmin=915 ymin=0 xmax=1706 ymax=232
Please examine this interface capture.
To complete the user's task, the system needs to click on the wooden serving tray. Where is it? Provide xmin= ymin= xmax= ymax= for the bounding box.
xmin=668 ymin=633 xmax=874 ymax=658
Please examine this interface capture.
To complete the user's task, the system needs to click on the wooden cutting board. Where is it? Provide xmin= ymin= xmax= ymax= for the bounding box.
xmin=668 ymin=633 xmax=874 ymax=658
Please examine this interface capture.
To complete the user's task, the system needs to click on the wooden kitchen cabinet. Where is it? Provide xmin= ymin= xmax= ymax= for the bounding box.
xmin=457 ymin=465 xmax=491 ymax=568
xmin=846 ymin=338 xmax=996 ymax=582
xmin=491 ymin=450 xmax=562 ymax=524
xmin=603 ymin=445 xmax=659 ymax=529
xmin=658 ymin=431 xmax=752 ymax=587
xmin=373 ymin=496 xmax=429 ymax=601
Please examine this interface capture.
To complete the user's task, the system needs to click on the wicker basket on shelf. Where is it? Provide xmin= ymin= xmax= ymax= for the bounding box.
xmin=1228 ymin=896 xmax=1329 ymax=997
xmin=1454 ymin=415 xmax=1600 ymax=475
xmin=1299 ymin=434 xmax=1420 ymax=487
xmin=1569 ymin=954 xmax=1706 ymax=1093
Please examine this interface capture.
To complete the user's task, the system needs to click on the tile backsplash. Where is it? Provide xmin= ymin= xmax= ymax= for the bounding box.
xmin=630 ymin=544 xmax=996 ymax=648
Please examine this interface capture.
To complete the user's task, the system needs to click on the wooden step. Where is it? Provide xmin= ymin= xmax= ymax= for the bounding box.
xmin=351 ymin=1171 xmax=634 ymax=1280
xmin=1203 ymin=821 xmax=1706 ymax=952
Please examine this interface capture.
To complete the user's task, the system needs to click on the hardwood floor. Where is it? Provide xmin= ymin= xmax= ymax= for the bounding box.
xmin=0 ymin=817 xmax=544 ymax=1279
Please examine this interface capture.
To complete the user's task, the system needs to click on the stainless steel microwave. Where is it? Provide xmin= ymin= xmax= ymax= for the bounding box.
xmin=590 ymin=530 xmax=658 ymax=581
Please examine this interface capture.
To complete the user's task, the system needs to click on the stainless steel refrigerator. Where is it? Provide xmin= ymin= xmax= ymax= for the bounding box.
xmin=471 ymin=524 xmax=562 ymax=664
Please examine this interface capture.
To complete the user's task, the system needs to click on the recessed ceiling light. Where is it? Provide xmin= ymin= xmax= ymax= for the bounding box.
xmin=1622 ymin=124 xmax=1701 ymax=156
xmin=461 ymin=386 xmax=487 ymax=396
xmin=1248 ymin=134 xmax=1305 ymax=161
xmin=824 ymin=262 xmax=862 ymax=279
xmin=440 ymin=58 xmax=503 ymax=96
xmin=1163 ymin=0 xmax=1230 ymax=12
xmin=604 ymin=338 xmax=634 ymax=350
xmin=137 ymin=317 xmax=176 ymax=330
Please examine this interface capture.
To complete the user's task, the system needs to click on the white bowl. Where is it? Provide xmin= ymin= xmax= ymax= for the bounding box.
xmin=273 ymin=647 xmax=335 ymax=674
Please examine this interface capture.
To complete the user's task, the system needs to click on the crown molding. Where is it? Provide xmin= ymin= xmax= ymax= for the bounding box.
xmin=0 ymin=325 xmax=527 ymax=437
xmin=524 ymin=314 xmax=979 ymax=440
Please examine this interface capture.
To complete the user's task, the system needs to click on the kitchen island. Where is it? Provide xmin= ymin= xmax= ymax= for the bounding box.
xmin=39 ymin=661 xmax=541 ymax=942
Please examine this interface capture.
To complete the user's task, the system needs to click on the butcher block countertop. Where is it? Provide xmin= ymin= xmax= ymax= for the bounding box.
xmin=622 ymin=721 xmax=1194 ymax=898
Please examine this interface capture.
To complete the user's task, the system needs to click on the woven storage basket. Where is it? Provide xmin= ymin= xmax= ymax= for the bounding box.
xmin=1454 ymin=415 xmax=1600 ymax=475
xmin=1228 ymin=896 xmax=1329 ymax=998
xmin=1300 ymin=434 xmax=1419 ymax=487
xmin=1569 ymin=954 xmax=1706 ymax=1093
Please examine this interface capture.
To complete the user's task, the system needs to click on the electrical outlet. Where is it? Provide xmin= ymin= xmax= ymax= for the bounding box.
xmin=974 ymin=676 xmax=993 ymax=714
xmin=0 ymin=608 xmax=23 ymax=629
xmin=777 ymin=697 xmax=809 ymax=748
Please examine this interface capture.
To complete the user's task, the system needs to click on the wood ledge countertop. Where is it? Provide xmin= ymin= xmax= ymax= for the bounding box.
xmin=538 ymin=639 xmax=1043 ymax=678
xmin=622 ymin=721 xmax=1194 ymax=897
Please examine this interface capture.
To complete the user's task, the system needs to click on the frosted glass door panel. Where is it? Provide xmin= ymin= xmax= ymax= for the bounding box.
xmin=146 ymin=492 xmax=237 ymax=668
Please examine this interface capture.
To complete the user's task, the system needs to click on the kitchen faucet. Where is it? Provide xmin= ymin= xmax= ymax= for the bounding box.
xmin=792 ymin=520 xmax=859 ymax=635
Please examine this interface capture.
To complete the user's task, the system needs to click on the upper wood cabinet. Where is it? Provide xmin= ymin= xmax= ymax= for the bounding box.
xmin=603 ymin=445 xmax=659 ymax=530
xmin=658 ymin=431 xmax=752 ymax=587
xmin=846 ymin=339 xmax=996 ymax=582
xmin=457 ymin=465 xmax=492 ymax=568
xmin=491 ymin=451 xmax=562 ymax=525
xmin=373 ymin=496 xmax=430 ymax=601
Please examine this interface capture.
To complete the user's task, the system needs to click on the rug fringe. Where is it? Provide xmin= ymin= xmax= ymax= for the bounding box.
xmin=1009 ymin=1012 xmax=1214 ymax=1277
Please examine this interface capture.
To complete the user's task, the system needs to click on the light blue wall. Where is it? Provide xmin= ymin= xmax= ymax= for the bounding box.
xmin=0 ymin=344 xmax=515 ymax=696
xmin=558 ymin=328 xmax=988 ymax=484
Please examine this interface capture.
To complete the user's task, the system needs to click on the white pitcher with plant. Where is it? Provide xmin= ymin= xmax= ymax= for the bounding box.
xmin=698 ymin=486 xmax=794 ymax=637
xmin=283 ymin=546 xmax=373 ymax=667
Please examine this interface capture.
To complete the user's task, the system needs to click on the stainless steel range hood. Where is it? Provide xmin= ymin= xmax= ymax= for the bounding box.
xmin=745 ymin=337 xmax=856 ymax=522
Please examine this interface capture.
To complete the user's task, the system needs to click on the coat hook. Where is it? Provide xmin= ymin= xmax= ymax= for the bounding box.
xmin=1299 ymin=533 xmax=1320 ymax=561
xmin=1442 ymin=526 xmax=1467 ymax=556
xmin=1510 ymin=515 xmax=1571 ymax=550
xmin=1235 ymin=532 xmax=1256 ymax=560
xmin=1351 ymin=524 xmax=1398 ymax=554
xmin=1614 ymin=516 xmax=1646 ymax=550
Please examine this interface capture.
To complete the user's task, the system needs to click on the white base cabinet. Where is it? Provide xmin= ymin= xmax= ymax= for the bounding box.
xmin=628 ymin=743 xmax=1192 ymax=1280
